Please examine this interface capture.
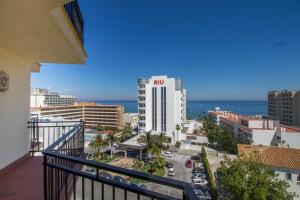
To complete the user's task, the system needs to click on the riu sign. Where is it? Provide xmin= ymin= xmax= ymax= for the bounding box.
xmin=154 ymin=80 xmax=164 ymax=85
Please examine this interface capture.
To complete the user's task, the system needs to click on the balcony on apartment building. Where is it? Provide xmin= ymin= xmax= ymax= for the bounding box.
xmin=0 ymin=0 xmax=86 ymax=66
xmin=0 ymin=117 xmax=198 ymax=200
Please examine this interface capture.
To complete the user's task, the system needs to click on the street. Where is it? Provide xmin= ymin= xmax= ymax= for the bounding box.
xmin=145 ymin=153 xmax=194 ymax=199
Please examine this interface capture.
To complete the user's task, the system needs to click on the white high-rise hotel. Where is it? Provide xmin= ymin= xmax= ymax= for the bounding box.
xmin=138 ymin=75 xmax=186 ymax=138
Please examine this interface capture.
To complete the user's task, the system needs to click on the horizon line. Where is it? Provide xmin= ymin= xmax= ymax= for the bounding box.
xmin=78 ymin=99 xmax=268 ymax=101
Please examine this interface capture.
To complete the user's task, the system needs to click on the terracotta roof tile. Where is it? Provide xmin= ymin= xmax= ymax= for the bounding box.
xmin=238 ymin=144 xmax=300 ymax=170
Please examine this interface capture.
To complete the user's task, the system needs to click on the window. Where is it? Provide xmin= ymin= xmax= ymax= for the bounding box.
xmin=286 ymin=172 xmax=292 ymax=181
xmin=297 ymin=175 xmax=300 ymax=186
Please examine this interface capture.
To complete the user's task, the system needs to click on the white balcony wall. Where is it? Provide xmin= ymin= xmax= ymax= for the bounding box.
xmin=0 ymin=49 xmax=31 ymax=169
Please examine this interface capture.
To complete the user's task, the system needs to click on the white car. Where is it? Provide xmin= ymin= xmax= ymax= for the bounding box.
xmin=168 ymin=168 xmax=175 ymax=176
xmin=192 ymin=178 xmax=208 ymax=186
xmin=161 ymin=151 xmax=172 ymax=157
xmin=191 ymin=174 xmax=206 ymax=180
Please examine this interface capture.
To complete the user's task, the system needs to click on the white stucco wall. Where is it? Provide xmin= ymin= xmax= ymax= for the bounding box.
xmin=275 ymin=168 xmax=300 ymax=199
xmin=0 ymin=48 xmax=31 ymax=169
xmin=251 ymin=130 xmax=276 ymax=146
xmin=281 ymin=132 xmax=300 ymax=148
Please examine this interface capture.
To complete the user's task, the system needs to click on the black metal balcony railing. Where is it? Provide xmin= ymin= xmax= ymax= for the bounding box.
xmin=29 ymin=120 xmax=199 ymax=200
xmin=64 ymin=0 xmax=84 ymax=45
xmin=28 ymin=117 xmax=82 ymax=155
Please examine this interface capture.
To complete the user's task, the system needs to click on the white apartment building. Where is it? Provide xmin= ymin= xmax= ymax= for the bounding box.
xmin=208 ymin=109 xmax=300 ymax=147
xmin=30 ymin=88 xmax=77 ymax=107
xmin=138 ymin=75 xmax=186 ymax=139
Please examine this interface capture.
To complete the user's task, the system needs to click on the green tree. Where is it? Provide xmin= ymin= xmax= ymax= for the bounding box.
xmin=121 ymin=124 xmax=133 ymax=142
xmin=138 ymin=131 xmax=153 ymax=155
xmin=88 ymin=134 xmax=108 ymax=159
xmin=106 ymin=132 xmax=118 ymax=158
xmin=175 ymin=141 xmax=181 ymax=152
xmin=96 ymin=125 xmax=105 ymax=131
xmin=157 ymin=132 xmax=168 ymax=151
xmin=175 ymin=124 xmax=181 ymax=141
xmin=217 ymin=128 xmax=237 ymax=154
xmin=150 ymin=142 xmax=161 ymax=157
xmin=133 ymin=159 xmax=144 ymax=171
xmin=154 ymin=156 xmax=166 ymax=169
xmin=218 ymin=157 xmax=296 ymax=200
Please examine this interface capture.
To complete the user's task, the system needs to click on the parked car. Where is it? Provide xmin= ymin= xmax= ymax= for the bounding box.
xmin=130 ymin=182 xmax=147 ymax=190
xmin=192 ymin=179 xmax=208 ymax=186
xmin=191 ymin=155 xmax=201 ymax=161
xmin=194 ymin=189 xmax=207 ymax=200
xmin=84 ymin=168 xmax=96 ymax=175
xmin=185 ymin=159 xmax=193 ymax=168
xmin=193 ymin=161 xmax=203 ymax=169
xmin=205 ymin=191 xmax=212 ymax=200
xmin=168 ymin=168 xmax=175 ymax=176
xmin=165 ymin=162 xmax=174 ymax=168
xmin=161 ymin=151 xmax=172 ymax=157
xmin=113 ymin=176 xmax=127 ymax=183
xmin=98 ymin=171 xmax=113 ymax=180
xmin=192 ymin=168 xmax=205 ymax=174
xmin=191 ymin=173 xmax=206 ymax=180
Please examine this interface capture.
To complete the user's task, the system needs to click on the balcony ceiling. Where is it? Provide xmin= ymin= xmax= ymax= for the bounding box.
xmin=0 ymin=0 xmax=86 ymax=65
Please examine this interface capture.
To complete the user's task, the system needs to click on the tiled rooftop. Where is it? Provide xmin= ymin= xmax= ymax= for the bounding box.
xmin=238 ymin=144 xmax=300 ymax=170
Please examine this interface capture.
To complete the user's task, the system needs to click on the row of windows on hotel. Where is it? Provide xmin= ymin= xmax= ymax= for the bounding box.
xmin=152 ymin=87 xmax=167 ymax=132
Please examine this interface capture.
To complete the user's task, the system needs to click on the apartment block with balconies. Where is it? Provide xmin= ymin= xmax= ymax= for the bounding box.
xmin=268 ymin=90 xmax=300 ymax=127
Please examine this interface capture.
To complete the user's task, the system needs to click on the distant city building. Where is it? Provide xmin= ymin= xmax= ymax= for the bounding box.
xmin=32 ymin=102 xmax=125 ymax=129
xmin=30 ymin=88 xmax=77 ymax=107
xmin=238 ymin=144 xmax=300 ymax=197
xmin=208 ymin=109 xmax=300 ymax=148
xmin=268 ymin=90 xmax=300 ymax=127
xmin=124 ymin=113 xmax=138 ymax=129
xmin=137 ymin=75 xmax=186 ymax=139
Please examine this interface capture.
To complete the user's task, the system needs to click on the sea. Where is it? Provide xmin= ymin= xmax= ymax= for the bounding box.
xmin=96 ymin=100 xmax=268 ymax=119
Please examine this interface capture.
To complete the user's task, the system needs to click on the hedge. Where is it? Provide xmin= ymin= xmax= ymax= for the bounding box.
xmin=201 ymin=146 xmax=218 ymax=200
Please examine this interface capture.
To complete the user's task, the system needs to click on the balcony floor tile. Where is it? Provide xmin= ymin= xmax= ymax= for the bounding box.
xmin=0 ymin=156 xmax=43 ymax=200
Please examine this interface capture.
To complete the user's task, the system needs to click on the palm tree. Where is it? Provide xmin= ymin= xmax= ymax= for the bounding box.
xmin=150 ymin=143 xmax=160 ymax=157
xmin=138 ymin=131 xmax=152 ymax=155
xmin=175 ymin=124 xmax=181 ymax=141
xmin=133 ymin=159 xmax=144 ymax=171
xmin=106 ymin=132 xmax=118 ymax=158
xmin=88 ymin=134 xmax=108 ymax=159
xmin=175 ymin=141 xmax=181 ymax=152
xmin=158 ymin=132 xmax=168 ymax=152
xmin=121 ymin=125 xmax=133 ymax=142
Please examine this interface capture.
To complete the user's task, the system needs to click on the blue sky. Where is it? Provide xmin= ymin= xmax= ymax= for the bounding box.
xmin=32 ymin=0 xmax=300 ymax=100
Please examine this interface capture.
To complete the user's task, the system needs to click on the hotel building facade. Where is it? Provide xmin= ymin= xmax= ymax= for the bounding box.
xmin=137 ymin=75 xmax=186 ymax=138
xmin=268 ymin=90 xmax=300 ymax=127
xmin=30 ymin=88 xmax=77 ymax=107
xmin=32 ymin=102 xmax=125 ymax=129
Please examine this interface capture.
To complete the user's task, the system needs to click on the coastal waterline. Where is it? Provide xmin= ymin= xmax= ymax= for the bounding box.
xmin=96 ymin=100 xmax=268 ymax=119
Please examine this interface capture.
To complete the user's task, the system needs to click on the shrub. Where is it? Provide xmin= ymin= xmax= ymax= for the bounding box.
xmin=201 ymin=146 xmax=218 ymax=200
xmin=96 ymin=124 xmax=105 ymax=131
